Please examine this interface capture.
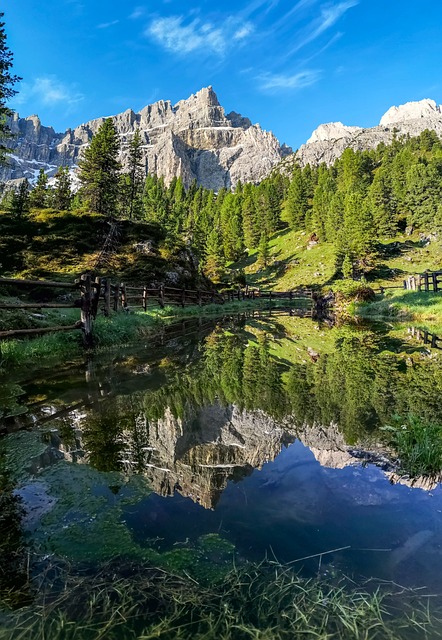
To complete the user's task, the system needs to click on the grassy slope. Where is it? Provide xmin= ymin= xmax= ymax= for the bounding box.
xmin=235 ymin=227 xmax=442 ymax=291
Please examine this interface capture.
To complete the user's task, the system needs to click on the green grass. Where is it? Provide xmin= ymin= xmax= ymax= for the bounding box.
xmin=232 ymin=226 xmax=442 ymax=294
xmin=0 ymin=299 xmax=294 ymax=373
xmin=381 ymin=415 xmax=442 ymax=479
xmin=357 ymin=290 xmax=442 ymax=329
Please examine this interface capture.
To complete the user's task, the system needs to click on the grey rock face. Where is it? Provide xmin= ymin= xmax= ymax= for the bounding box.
xmin=295 ymin=98 xmax=442 ymax=167
xmin=1 ymin=86 xmax=291 ymax=190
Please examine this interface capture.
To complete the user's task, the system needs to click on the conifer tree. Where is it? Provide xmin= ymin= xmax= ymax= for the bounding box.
xmin=257 ymin=232 xmax=270 ymax=268
xmin=0 ymin=12 xmax=21 ymax=165
xmin=121 ymin=128 xmax=144 ymax=219
xmin=78 ymin=118 xmax=121 ymax=215
xmin=204 ymin=227 xmax=224 ymax=281
xmin=52 ymin=166 xmax=72 ymax=211
xmin=29 ymin=168 xmax=48 ymax=208
xmin=8 ymin=178 xmax=29 ymax=217
xmin=284 ymin=166 xmax=308 ymax=229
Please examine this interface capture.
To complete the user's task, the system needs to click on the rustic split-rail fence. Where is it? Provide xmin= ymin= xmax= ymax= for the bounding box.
xmin=404 ymin=270 xmax=442 ymax=292
xmin=408 ymin=326 xmax=442 ymax=349
xmin=0 ymin=274 xmax=315 ymax=346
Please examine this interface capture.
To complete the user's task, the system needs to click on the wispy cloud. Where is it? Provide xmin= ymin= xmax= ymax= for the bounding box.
xmin=234 ymin=24 xmax=255 ymax=40
xmin=286 ymin=0 xmax=358 ymax=56
xmin=97 ymin=19 xmax=119 ymax=29
xmin=258 ymin=69 xmax=321 ymax=91
xmin=129 ymin=6 xmax=144 ymax=20
xmin=15 ymin=76 xmax=84 ymax=109
xmin=147 ymin=15 xmax=254 ymax=56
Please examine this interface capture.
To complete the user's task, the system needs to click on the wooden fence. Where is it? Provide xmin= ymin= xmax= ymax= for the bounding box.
xmin=0 ymin=274 xmax=314 ymax=346
xmin=404 ymin=270 xmax=442 ymax=292
xmin=408 ymin=326 xmax=441 ymax=349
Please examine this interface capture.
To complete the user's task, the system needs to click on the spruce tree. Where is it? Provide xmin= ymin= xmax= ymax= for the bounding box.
xmin=257 ymin=232 xmax=270 ymax=268
xmin=29 ymin=168 xmax=48 ymax=208
xmin=121 ymin=129 xmax=144 ymax=219
xmin=52 ymin=166 xmax=72 ymax=211
xmin=78 ymin=118 xmax=121 ymax=215
xmin=8 ymin=179 xmax=30 ymax=217
xmin=284 ymin=166 xmax=308 ymax=229
xmin=0 ymin=12 xmax=21 ymax=165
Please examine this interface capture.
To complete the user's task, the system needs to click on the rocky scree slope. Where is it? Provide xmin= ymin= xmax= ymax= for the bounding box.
xmin=1 ymin=86 xmax=291 ymax=191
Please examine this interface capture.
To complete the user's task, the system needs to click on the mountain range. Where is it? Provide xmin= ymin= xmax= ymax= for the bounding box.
xmin=1 ymin=86 xmax=291 ymax=190
xmin=2 ymin=89 xmax=442 ymax=190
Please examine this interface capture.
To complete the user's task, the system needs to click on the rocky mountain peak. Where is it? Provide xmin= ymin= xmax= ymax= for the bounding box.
xmin=379 ymin=98 xmax=442 ymax=126
xmin=295 ymin=97 xmax=442 ymax=168
xmin=2 ymin=86 xmax=290 ymax=190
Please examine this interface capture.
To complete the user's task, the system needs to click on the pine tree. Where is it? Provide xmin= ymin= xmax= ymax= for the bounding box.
xmin=284 ymin=166 xmax=308 ymax=229
xmin=257 ymin=232 xmax=270 ymax=268
xmin=122 ymin=129 xmax=145 ymax=219
xmin=0 ymin=12 xmax=21 ymax=165
xmin=8 ymin=179 xmax=30 ymax=217
xmin=52 ymin=166 xmax=72 ymax=211
xmin=242 ymin=191 xmax=260 ymax=249
xmin=204 ymin=227 xmax=224 ymax=281
xmin=78 ymin=118 xmax=121 ymax=215
xmin=29 ymin=168 xmax=48 ymax=208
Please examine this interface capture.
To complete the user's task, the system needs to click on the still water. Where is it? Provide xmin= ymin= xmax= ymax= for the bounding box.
xmin=1 ymin=313 xmax=442 ymax=638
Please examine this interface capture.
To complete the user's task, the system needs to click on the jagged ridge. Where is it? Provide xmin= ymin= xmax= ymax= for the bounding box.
xmin=1 ymin=87 xmax=291 ymax=190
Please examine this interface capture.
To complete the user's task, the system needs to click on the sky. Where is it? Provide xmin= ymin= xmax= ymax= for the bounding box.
xmin=4 ymin=0 xmax=442 ymax=150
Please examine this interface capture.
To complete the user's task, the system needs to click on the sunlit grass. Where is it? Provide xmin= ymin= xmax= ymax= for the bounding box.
xmin=357 ymin=290 xmax=442 ymax=328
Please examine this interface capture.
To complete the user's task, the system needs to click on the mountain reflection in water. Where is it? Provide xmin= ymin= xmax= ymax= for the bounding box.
xmin=2 ymin=314 xmax=442 ymax=592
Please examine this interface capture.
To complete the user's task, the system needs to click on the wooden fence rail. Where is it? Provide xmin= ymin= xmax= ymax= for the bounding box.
xmin=408 ymin=326 xmax=441 ymax=349
xmin=404 ymin=270 xmax=442 ymax=292
xmin=0 ymin=274 xmax=315 ymax=345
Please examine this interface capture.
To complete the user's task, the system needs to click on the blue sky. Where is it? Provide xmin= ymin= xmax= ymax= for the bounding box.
xmin=5 ymin=0 xmax=442 ymax=149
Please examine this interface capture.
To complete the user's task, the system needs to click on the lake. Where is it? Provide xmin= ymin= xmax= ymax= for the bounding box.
xmin=1 ymin=313 xmax=442 ymax=639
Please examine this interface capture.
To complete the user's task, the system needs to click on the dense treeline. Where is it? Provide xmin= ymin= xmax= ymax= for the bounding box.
xmin=3 ymin=119 xmax=442 ymax=281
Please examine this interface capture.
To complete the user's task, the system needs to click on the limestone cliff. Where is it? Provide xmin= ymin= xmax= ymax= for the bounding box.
xmin=1 ymin=87 xmax=291 ymax=190
xmin=294 ymin=98 xmax=442 ymax=167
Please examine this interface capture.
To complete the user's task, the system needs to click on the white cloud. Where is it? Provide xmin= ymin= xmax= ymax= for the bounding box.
xmin=148 ymin=16 xmax=226 ymax=54
xmin=15 ymin=76 xmax=84 ymax=108
xmin=147 ymin=14 xmax=254 ymax=56
xmin=288 ymin=0 xmax=358 ymax=55
xmin=129 ymin=6 xmax=144 ymax=19
xmin=258 ymin=69 xmax=321 ymax=91
xmin=234 ymin=24 xmax=254 ymax=40
xmin=97 ymin=19 xmax=119 ymax=29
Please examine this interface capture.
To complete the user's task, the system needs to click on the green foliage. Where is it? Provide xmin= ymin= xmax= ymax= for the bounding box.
xmin=29 ymin=168 xmax=48 ymax=208
xmin=0 ymin=12 xmax=21 ymax=165
xmin=382 ymin=415 xmax=442 ymax=478
xmin=78 ymin=118 xmax=121 ymax=215
xmin=6 ymin=179 xmax=30 ymax=217
xmin=52 ymin=166 xmax=72 ymax=211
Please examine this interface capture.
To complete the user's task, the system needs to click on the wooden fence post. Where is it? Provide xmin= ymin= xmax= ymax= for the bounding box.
xmin=197 ymin=289 xmax=202 ymax=306
xmin=432 ymin=272 xmax=438 ymax=292
xmin=92 ymin=277 xmax=101 ymax=319
xmin=142 ymin=286 xmax=147 ymax=312
xmin=424 ymin=272 xmax=429 ymax=292
xmin=80 ymin=274 xmax=93 ymax=347
xmin=104 ymin=278 xmax=111 ymax=317
xmin=159 ymin=285 xmax=165 ymax=308
xmin=121 ymin=283 xmax=127 ymax=309
xmin=181 ymin=287 xmax=186 ymax=308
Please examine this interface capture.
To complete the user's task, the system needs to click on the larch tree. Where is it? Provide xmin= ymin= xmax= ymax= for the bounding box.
xmin=78 ymin=118 xmax=121 ymax=215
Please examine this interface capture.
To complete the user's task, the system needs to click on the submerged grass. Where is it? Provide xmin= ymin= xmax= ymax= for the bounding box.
xmin=0 ymin=558 xmax=439 ymax=640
